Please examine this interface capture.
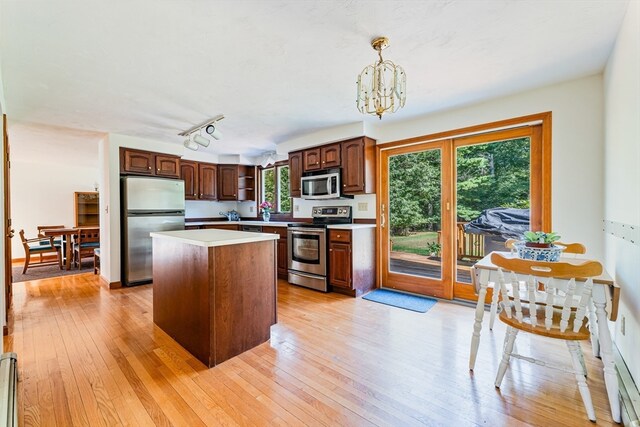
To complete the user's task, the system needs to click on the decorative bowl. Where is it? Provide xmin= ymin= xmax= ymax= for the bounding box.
xmin=513 ymin=242 xmax=565 ymax=262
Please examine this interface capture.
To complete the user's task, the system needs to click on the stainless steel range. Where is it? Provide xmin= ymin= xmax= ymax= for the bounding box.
xmin=287 ymin=206 xmax=352 ymax=292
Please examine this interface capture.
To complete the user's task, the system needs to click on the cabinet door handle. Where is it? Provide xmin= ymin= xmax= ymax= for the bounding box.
xmin=329 ymin=249 xmax=333 ymax=252
xmin=157 ymin=169 xmax=160 ymax=172
xmin=148 ymin=166 xmax=151 ymax=170
xmin=336 ymin=234 xmax=341 ymax=238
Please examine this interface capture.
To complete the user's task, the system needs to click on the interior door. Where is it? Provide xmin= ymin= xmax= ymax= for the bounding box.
xmin=380 ymin=140 xmax=454 ymax=298
xmin=3 ymin=114 xmax=13 ymax=327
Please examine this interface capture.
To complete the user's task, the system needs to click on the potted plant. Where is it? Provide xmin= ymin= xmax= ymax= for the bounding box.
xmin=426 ymin=242 xmax=441 ymax=257
xmin=514 ymin=231 xmax=564 ymax=261
xmin=522 ymin=231 xmax=561 ymax=248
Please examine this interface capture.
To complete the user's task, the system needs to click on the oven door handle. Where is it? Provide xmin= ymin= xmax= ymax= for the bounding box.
xmin=289 ymin=229 xmax=324 ymax=236
xmin=290 ymin=271 xmax=324 ymax=280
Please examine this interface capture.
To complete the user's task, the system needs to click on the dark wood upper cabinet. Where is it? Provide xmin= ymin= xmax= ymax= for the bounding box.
xmin=321 ymin=143 xmax=341 ymax=168
xmin=198 ymin=163 xmax=217 ymax=200
xmin=155 ymin=154 xmax=180 ymax=178
xmin=237 ymin=165 xmax=256 ymax=202
xmin=303 ymin=148 xmax=322 ymax=172
xmin=217 ymin=165 xmax=255 ymax=201
xmin=218 ymin=165 xmax=239 ymax=201
xmin=180 ymin=161 xmax=198 ymax=200
xmin=121 ymin=148 xmax=154 ymax=175
xmin=120 ymin=148 xmax=180 ymax=179
xmin=289 ymin=151 xmax=303 ymax=198
xmin=303 ymin=144 xmax=341 ymax=172
xmin=341 ymin=137 xmax=376 ymax=194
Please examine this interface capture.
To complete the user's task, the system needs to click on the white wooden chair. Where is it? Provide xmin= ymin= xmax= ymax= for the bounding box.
xmin=487 ymin=240 xmax=586 ymax=331
xmin=491 ymin=252 xmax=603 ymax=422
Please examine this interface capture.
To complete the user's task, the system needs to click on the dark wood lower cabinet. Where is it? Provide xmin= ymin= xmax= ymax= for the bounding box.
xmin=202 ymin=224 xmax=239 ymax=230
xmin=328 ymin=228 xmax=375 ymax=297
xmin=263 ymin=226 xmax=288 ymax=279
xmin=329 ymin=242 xmax=351 ymax=288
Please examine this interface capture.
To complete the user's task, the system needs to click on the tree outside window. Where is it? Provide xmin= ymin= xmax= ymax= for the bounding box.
xmin=261 ymin=164 xmax=290 ymax=214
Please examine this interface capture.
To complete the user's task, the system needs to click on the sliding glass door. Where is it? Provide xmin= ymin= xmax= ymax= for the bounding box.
xmin=379 ymin=124 xmax=547 ymax=301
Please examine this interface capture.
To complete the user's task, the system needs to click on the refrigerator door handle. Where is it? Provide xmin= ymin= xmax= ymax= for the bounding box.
xmin=128 ymin=210 xmax=185 ymax=216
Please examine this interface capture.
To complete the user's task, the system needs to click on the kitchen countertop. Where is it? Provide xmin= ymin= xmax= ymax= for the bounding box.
xmin=187 ymin=221 xmax=376 ymax=229
xmin=187 ymin=220 xmax=291 ymax=227
xmin=150 ymin=229 xmax=279 ymax=247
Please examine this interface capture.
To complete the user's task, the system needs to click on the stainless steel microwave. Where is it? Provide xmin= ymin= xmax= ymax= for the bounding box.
xmin=301 ymin=170 xmax=341 ymax=199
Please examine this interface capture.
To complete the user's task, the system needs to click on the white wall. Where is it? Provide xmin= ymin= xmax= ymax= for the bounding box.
xmin=603 ymin=0 xmax=640 ymax=384
xmin=9 ymin=124 xmax=102 ymax=256
xmin=372 ymin=75 xmax=605 ymax=260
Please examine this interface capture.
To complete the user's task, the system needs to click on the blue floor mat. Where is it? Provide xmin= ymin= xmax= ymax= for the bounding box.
xmin=362 ymin=289 xmax=437 ymax=313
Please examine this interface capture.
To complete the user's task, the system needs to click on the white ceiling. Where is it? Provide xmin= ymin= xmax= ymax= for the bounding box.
xmin=0 ymin=0 xmax=630 ymax=155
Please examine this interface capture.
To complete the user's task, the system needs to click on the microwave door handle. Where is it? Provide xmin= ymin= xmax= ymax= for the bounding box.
xmin=327 ymin=176 xmax=333 ymax=194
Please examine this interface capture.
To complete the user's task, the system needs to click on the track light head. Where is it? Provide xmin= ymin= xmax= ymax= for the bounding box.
xmin=205 ymin=124 xmax=222 ymax=140
xmin=184 ymin=138 xmax=199 ymax=151
xmin=193 ymin=134 xmax=210 ymax=147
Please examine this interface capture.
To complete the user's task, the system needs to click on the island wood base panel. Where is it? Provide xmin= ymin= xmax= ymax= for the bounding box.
xmin=152 ymin=238 xmax=277 ymax=367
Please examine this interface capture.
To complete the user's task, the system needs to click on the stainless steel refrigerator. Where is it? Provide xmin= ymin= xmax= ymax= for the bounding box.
xmin=121 ymin=176 xmax=185 ymax=286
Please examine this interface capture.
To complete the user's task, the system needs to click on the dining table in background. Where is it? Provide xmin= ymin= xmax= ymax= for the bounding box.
xmin=470 ymin=251 xmax=621 ymax=423
xmin=41 ymin=227 xmax=79 ymax=270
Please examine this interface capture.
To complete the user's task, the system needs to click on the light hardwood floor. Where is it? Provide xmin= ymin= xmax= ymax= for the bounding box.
xmin=4 ymin=273 xmax=619 ymax=426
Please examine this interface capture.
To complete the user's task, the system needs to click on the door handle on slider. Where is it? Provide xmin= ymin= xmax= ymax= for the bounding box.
xmin=7 ymin=229 xmax=15 ymax=238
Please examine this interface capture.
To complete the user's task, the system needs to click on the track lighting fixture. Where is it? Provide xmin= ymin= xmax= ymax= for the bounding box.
xmin=179 ymin=114 xmax=224 ymax=151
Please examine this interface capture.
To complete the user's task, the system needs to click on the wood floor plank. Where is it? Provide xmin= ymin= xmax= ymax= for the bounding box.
xmin=4 ymin=274 xmax=621 ymax=426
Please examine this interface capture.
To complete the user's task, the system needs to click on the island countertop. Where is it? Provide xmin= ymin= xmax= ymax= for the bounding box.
xmin=150 ymin=229 xmax=279 ymax=247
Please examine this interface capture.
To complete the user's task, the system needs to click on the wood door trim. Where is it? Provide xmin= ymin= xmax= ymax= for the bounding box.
xmin=3 ymin=114 xmax=12 ymax=326
xmin=378 ymin=112 xmax=551 ymax=150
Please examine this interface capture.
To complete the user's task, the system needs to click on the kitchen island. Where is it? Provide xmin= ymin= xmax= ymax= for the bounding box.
xmin=150 ymin=229 xmax=279 ymax=367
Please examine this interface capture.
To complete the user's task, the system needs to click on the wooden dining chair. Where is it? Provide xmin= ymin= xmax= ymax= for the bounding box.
xmin=34 ymin=225 xmax=65 ymax=260
xmin=491 ymin=252 xmax=603 ymax=421
xmin=73 ymin=227 xmax=100 ymax=269
xmin=19 ymin=229 xmax=63 ymax=274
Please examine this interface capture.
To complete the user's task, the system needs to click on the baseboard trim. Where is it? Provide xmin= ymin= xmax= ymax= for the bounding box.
xmin=99 ymin=276 xmax=121 ymax=290
xmin=615 ymin=345 xmax=640 ymax=426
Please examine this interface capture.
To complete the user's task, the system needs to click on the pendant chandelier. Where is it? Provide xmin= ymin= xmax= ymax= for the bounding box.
xmin=356 ymin=37 xmax=406 ymax=120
